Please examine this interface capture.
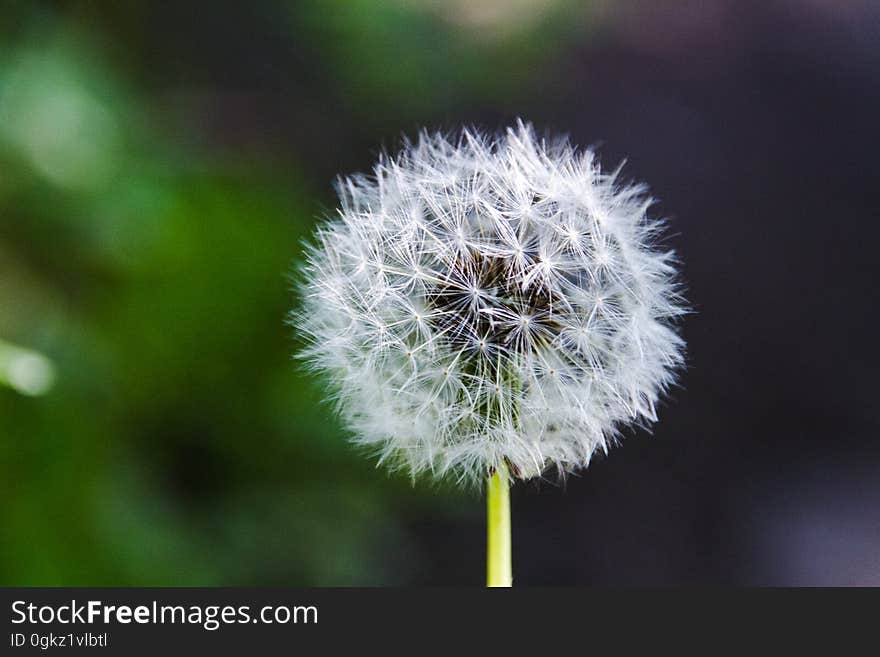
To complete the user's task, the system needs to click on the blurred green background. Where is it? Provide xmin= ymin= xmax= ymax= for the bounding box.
xmin=0 ymin=0 xmax=589 ymax=585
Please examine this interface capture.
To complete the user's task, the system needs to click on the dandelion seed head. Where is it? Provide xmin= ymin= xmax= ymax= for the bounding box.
xmin=297 ymin=121 xmax=686 ymax=486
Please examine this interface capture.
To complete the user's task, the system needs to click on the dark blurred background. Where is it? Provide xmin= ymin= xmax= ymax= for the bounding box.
xmin=2 ymin=0 xmax=879 ymax=586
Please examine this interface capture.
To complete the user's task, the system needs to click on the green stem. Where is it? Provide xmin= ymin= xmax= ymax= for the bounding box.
xmin=486 ymin=462 xmax=512 ymax=587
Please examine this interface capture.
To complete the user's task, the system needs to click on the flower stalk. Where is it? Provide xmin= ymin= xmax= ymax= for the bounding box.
xmin=486 ymin=463 xmax=511 ymax=587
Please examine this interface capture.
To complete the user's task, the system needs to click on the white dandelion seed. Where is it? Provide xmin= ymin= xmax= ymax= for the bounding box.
xmin=295 ymin=121 xmax=686 ymax=488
